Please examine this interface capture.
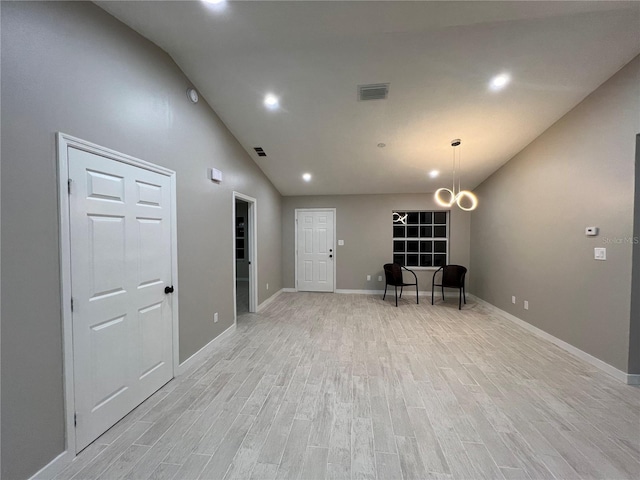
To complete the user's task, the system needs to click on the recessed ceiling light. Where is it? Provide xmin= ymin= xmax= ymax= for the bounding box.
xmin=377 ymin=143 xmax=386 ymax=148
xmin=489 ymin=73 xmax=511 ymax=91
xmin=264 ymin=93 xmax=279 ymax=110
xmin=429 ymin=170 xmax=439 ymax=178
xmin=302 ymin=173 xmax=312 ymax=182
xmin=201 ymin=0 xmax=227 ymax=10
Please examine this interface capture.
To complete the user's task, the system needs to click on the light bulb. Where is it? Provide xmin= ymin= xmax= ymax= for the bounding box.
xmin=264 ymin=94 xmax=279 ymax=109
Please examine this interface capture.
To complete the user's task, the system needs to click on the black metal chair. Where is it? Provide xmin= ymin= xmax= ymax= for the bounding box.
xmin=383 ymin=263 xmax=418 ymax=307
xmin=432 ymin=265 xmax=467 ymax=310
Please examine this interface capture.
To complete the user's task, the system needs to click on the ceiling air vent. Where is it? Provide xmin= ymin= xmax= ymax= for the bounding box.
xmin=253 ymin=147 xmax=267 ymax=157
xmin=358 ymin=83 xmax=389 ymax=101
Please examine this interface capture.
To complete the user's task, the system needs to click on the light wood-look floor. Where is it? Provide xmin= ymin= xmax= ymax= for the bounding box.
xmin=236 ymin=280 xmax=249 ymax=315
xmin=55 ymin=292 xmax=640 ymax=480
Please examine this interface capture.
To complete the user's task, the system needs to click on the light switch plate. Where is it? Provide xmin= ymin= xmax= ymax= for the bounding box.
xmin=585 ymin=226 xmax=599 ymax=236
xmin=338 ymin=240 xmax=344 ymax=246
xmin=594 ymin=247 xmax=606 ymax=260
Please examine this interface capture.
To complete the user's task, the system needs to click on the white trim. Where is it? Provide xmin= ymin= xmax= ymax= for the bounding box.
xmin=28 ymin=451 xmax=70 ymax=480
xmin=294 ymin=208 xmax=337 ymax=293
xmin=232 ymin=192 xmax=258 ymax=327
xmin=257 ymin=288 xmax=284 ymax=312
xmin=627 ymin=375 xmax=640 ymax=385
xmin=283 ymin=288 xmax=435 ymax=296
xmin=176 ymin=323 xmax=236 ymax=376
xmin=335 ymin=289 xmax=386 ymax=295
xmin=470 ymin=294 xmax=635 ymax=385
xmin=169 ymin=169 xmax=180 ymax=381
xmin=56 ymin=133 xmax=179 ymax=457
xmin=336 ymin=288 xmax=435 ymax=296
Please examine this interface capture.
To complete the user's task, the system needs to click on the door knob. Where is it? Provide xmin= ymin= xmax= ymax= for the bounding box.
xmin=164 ymin=285 xmax=175 ymax=294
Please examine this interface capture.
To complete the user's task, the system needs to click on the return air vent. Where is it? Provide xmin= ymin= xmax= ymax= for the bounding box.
xmin=358 ymin=83 xmax=389 ymax=101
xmin=253 ymin=147 xmax=267 ymax=157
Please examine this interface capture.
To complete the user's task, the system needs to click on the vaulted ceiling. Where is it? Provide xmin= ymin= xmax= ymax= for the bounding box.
xmin=97 ymin=1 xmax=640 ymax=196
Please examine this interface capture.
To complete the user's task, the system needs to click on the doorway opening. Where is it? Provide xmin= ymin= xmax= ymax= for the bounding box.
xmin=233 ymin=192 xmax=258 ymax=321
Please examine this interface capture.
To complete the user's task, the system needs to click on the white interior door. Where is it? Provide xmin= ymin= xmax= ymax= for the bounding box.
xmin=296 ymin=209 xmax=335 ymax=292
xmin=68 ymin=147 xmax=174 ymax=451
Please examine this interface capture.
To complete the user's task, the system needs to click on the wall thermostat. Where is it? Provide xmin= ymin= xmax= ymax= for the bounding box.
xmin=585 ymin=227 xmax=599 ymax=236
xmin=209 ymin=168 xmax=222 ymax=183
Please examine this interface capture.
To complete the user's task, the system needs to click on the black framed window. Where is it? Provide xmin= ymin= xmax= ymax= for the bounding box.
xmin=392 ymin=210 xmax=448 ymax=267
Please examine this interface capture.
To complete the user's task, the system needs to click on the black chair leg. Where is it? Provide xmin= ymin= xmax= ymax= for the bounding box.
xmin=459 ymin=288 xmax=462 ymax=310
xmin=463 ymin=285 xmax=466 ymax=304
xmin=394 ymin=285 xmax=398 ymax=307
xmin=416 ymin=281 xmax=419 ymax=304
xmin=400 ymin=286 xmax=403 ymax=299
xmin=442 ymin=285 xmax=445 ymax=301
xmin=431 ymin=280 xmax=435 ymax=305
xmin=383 ymin=283 xmax=388 ymax=300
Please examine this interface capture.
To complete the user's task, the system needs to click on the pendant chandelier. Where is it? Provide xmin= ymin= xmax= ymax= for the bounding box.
xmin=434 ymin=139 xmax=478 ymax=211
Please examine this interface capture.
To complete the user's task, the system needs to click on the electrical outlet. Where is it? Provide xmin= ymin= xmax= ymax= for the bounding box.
xmin=266 ymin=283 xmax=269 ymax=290
xmin=214 ymin=312 xmax=219 ymax=323
xmin=378 ymin=276 xmax=383 ymax=281
xmin=524 ymin=301 xmax=529 ymax=310
xmin=367 ymin=275 xmax=371 ymax=281
xmin=512 ymin=296 xmax=516 ymax=304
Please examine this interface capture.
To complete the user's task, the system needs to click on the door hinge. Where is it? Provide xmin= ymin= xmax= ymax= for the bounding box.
xmin=67 ymin=179 xmax=72 ymax=194
xmin=71 ymin=297 xmax=74 ymax=312
xmin=74 ymin=413 xmax=77 ymax=427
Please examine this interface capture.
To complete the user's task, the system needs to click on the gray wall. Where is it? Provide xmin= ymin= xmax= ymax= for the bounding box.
xmin=282 ymin=194 xmax=470 ymax=291
xmin=630 ymin=134 xmax=640 ymax=374
xmin=1 ymin=2 xmax=281 ymax=478
xmin=470 ymin=56 xmax=640 ymax=373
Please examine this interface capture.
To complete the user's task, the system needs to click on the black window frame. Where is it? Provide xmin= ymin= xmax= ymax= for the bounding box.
xmin=392 ymin=210 xmax=449 ymax=268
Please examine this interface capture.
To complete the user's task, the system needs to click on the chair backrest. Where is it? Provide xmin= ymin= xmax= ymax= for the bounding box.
xmin=383 ymin=263 xmax=403 ymax=285
xmin=441 ymin=265 xmax=467 ymax=287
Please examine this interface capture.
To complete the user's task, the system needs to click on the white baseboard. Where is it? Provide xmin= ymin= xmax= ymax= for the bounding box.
xmin=285 ymin=288 xmax=442 ymax=296
xmin=626 ymin=374 xmax=640 ymax=385
xmin=28 ymin=324 xmax=237 ymax=479
xmin=176 ymin=323 xmax=236 ymax=376
xmin=336 ymin=288 xmax=385 ymax=295
xmin=258 ymin=288 xmax=284 ymax=312
xmin=470 ymin=295 xmax=635 ymax=385
xmin=29 ymin=450 xmax=70 ymax=480
xmin=336 ymin=288 xmax=436 ymax=296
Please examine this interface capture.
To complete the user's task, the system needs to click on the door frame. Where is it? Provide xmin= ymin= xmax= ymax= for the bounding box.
xmin=57 ymin=133 xmax=179 ymax=455
xmin=232 ymin=192 xmax=258 ymax=322
xmin=294 ymin=208 xmax=337 ymax=293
